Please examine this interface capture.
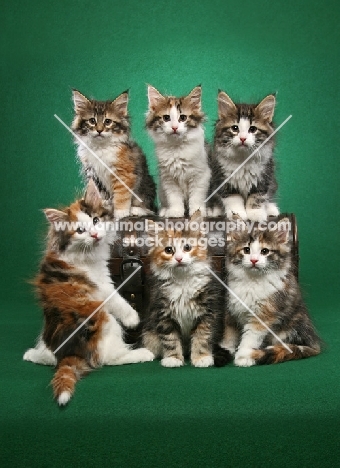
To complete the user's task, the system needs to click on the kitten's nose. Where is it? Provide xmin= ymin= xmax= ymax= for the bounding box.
xmin=97 ymin=130 xmax=103 ymax=135
xmin=91 ymin=233 xmax=98 ymax=239
xmin=172 ymin=126 xmax=178 ymax=133
xmin=175 ymin=256 xmax=182 ymax=263
xmin=250 ymin=258 xmax=258 ymax=265
xmin=240 ymin=137 xmax=247 ymax=144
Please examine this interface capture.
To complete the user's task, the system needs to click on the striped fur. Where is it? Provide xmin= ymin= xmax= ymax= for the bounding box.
xmin=24 ymin=181 xmax=154 ymax=406
xmin=221 ymin=219 xmax=321 ymax=366
xmin=210 ymin=91 xmax=279 ymax=221
xmin=72 ymin=90 xmax=156 ymax=218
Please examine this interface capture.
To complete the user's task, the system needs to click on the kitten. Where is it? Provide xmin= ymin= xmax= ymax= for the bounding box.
xmin=211 ymin=91 xmax=279 ymax=222
xmin=146 ymin=85 xmax=211 ymax=217
xmin=221 ymin=218 xmax=321 ymax=366
xmin=23 ymin=180 xmax=154 ymax=405
xmin=72 ymin=89 xmax=156 ymax=218
xmin=142 ymin=212 xmax=231 ymax=368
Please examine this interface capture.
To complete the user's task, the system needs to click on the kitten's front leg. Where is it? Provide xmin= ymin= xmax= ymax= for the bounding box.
xmin=188 ymin=172 xmax=210 ymax=217
xmin=245 ymin=194 xmax=268 ymax=222
xmin=191 ymin=317 xmax=214 ymax=367
xmin=111 ymin=164 xmax=137 ymax=219
xmin=234 ymin=323 xmax=267 ymax=367
xmin=107 ymin=290 xmax=140 ymax=328
xmin=220 ymin=323 xmax=240 ymax=355
xmin=223 ymin=194 xmax=247 ymax=220
xmin=158 ymin=319 xmax=184 ymax=367
xmin=159 ymin=179 xmax=185 ymax=217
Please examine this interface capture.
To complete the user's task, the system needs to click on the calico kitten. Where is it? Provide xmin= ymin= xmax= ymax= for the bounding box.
xmin=211 ymin=91 xmax=279 ymax=222
xmin=72 ymin=89 xmax=156 ymax=218
xmin=221 ymin=218 xmax=320 ymax=366
xmin=146 ymin=85 xmax=211 ymax=217
xmin=23 ymin=180 xmax=154 ymax=405
xmin=142 ymin=212 xmax=231 ymax=367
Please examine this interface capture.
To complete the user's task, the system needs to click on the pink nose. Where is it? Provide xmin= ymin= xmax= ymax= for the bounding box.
xmin=172 ymin=126 xmax=178 ymax=132
xmin=91 ymin=233 xmax=98 ymax=239
xmin=240 ymin=137 xmax=247 ymax=144
xmin=175 ymin=257 xmax=182 ymax=263
xmin=251 ymin=258 xmax=258 ymax=265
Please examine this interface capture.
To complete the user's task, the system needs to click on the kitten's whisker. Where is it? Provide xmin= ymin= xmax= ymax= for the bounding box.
xmin=206 ymin=266 xmax=293 ymax=353
xmin=205 ymin=114 xmax=292 ymax=202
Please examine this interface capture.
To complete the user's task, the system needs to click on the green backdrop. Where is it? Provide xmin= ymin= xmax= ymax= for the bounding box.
xmin=1 ymin=1 xmax=339 ymax=467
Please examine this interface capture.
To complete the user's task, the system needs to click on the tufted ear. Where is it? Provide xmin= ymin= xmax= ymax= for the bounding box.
xmin=186 ymin=85 xmax=202 ymax=110
xmin=43 ymin=209 xmax=68 ymax=225
xmin=72 ymin=89 xmax=91 ymax=114
xmin=226 ymin=214 xmax=248 ymax=242
xmin=217 ymin=91 xmax=237 ymax=119
xmin=147 ymin=85 xmax=165 ymax=110
xmin=276 ymin=217 xmax=291 ymax=244
xmin=255 ymin=94 xmax=276 ymax=123
xmin=145 ymin=219 xmax=164 ymax=237
xmin=112 ymin=90 xmax=129 ymax=116
xmin=84 ymin=179 xmax=102 ymax=210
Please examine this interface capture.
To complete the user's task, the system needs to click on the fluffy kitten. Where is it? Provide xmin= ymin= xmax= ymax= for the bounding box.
xmin=23 ymin=180 xmax=153 ymax=406
xmin=211 ymin=91 xmax=279 ymax=222
xmin=221 ymin=218 xmax=320 ymax=366
xmin=146 ymin=85 xmax=211 ymax=217
xmin=72 ymin=89 xmax=156 ymax=218
xmin=142 ymin=212 xmax=231 ymax=367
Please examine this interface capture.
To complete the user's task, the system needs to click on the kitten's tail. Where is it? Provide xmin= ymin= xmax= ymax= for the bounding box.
xmin=52 ymin=356 xmax=90 ymax=406
xmin=254 ymin=344 xmax=320 ymax=365
xmin=213 ymin=345 xmax=233 ymax=367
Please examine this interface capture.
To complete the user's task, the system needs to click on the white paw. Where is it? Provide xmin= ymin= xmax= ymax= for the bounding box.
xmin=159 ymin=208 xmax=185 ymax=218
xmin=234 ymin=349 xmax=255 ymax=367
xmin=266 ymin=203 xmax=280 ymax=217
xmin=226 ymin=208 xmax=247 ymax=220
xmin=206 ymin=206 xmax=223 ymax=217
xmin=134 ymin=348 xmax=155 ymax=362
xmin=192 ymin=355 xmax=214 ymax=368
xmin=23 ymin=348 xmax=56 ymax=366
xmin=161 ymin=357 xmax=184 ymax=367
xmin=58 ymin=391 xmax=71 ymax=406
xmin=114 ymin=209 xmax=130 ymax=219
xmin=246 ymin=207 xmax=267 ymax=222
xmin=130 ymin=206 xmax=148 ymax=217
xmin=122 ymin=311 xmax=140 ymax=328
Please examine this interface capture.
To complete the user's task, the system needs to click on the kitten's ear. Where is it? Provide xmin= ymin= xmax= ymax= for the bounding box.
xmin=226 ymin=214 xmax=248 ymax=242
xmin=217 ymin=91 xmax=237 ymax=119
xmin=147 ymin=85 xmax=164 ymax=110
xmin=276 ymin=217 xmax=291 ymax=244
xmin=44 ymin=209 xmax=68 ymax=224
xmin=145 ymin=219 xmax=164 ymax=236
xmin=72 ymin=89 xmax=90 ymax=114
xmin=112 ymin=91 xmax=129 ymax=116
xmin=255 ymin=94 xmax=276 ymax=123
xmin=84 ymin=179 xmax=102 ymax=209
xmin=187 ymin=85 xmax=202 ymax=110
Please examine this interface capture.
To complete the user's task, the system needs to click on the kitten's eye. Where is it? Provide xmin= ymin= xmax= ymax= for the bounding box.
xmin=165 ymin=246 xmax=174 ymax=254
xmin=243 ymin=247 xmax=250 ymax=254
xmin=261 ymin=248 xmax=269 ymax=255
xmin=104 ymin=118 xmax=112 ymax=126
xmin=76 ymin=227 xmax=86 ymax=234
xmin=93 ymin=217 xmax=100 ymax=225
xmin=183 ymin=244 xmax=192 ymax=252
xmin=179 ymin=114 xmax=187 ymax=122
xmin=88 ymin=118 xmax=96 ymax=125
xmin=249 ymin=126 xmax=257 ymax=133
xmin=163 ymin=115 xmax=171 ymax=122
xmin=231 ymin=125 xmax=239 ymax=132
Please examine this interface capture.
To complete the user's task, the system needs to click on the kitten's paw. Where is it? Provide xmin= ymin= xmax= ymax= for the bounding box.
xmin=206 ymin=206 xmax=223 ymax=217
xmin=114 ymin=209 xmax=130 ymax=219
xmin=226 ymin=208 xmax=247 ymax=221
xmin=266 ymin=203 xmax=280 ymax=217
xmin=234 ymin=349 xmax=256 ymax=367
xmin=130 ymin=206 xmax=148 ymax=217
xmin=161 ymin=357 xmax=184 ymax=367
xmin=122 ymin=310 xmax=140 ymax=329
xmin=192 ymin=355 xmax=214 ymax=368
xmin=133 ymin=348 xmax=155 ymax=362
xmin=23 ymin=347 xmax=56 ymax=366
xmin=246 ymin=207 xmax=267 ymax=223
xmin=159 ymin=208 xmax=185 ymax=218
xmin=58 ymin=391 xmax=71 ymax=406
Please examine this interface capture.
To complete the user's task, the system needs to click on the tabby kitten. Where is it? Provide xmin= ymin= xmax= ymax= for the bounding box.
xmin=142 ymin=212 xmax=231 ymax=367
xmin=221 ymin=218 xmax=320 ymax=366
xmin=23 ymin=180 xmax=153 ymax=405
xmin=72 ymin=89 xmax=156 ymax=218
xmin=211 ymin=91 xmax=279 ymax=222
xmin=146 ymin=85 xmax=211 ymax=217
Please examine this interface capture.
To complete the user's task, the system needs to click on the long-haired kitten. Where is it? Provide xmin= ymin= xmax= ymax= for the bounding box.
xmin=222 ymin=218 xmax=320 ymax=366
xmin=142 ymin=211 xmax=231 ymax=367
xmin=72 ymin=89 xmax=156 ymax=218
xmin=146 ymin=85 xmax=211 ymax=217
xmin=23 ymin=180 xmax=153 ymax=405
xmin=211 ymin=91 xmax=279 ymax=222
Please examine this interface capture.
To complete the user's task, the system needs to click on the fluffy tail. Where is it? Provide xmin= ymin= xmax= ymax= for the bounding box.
xmin=52 ymin=356 xmax=90 ymax=406
xmin=213 ymin=345 xmax=233 ymax=367
xmin=253 ymin=344 xmax=320 ymax=365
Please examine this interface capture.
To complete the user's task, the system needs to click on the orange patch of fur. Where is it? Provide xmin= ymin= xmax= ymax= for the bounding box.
xmin=111 ymin=144 xmax=137 ymax=212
